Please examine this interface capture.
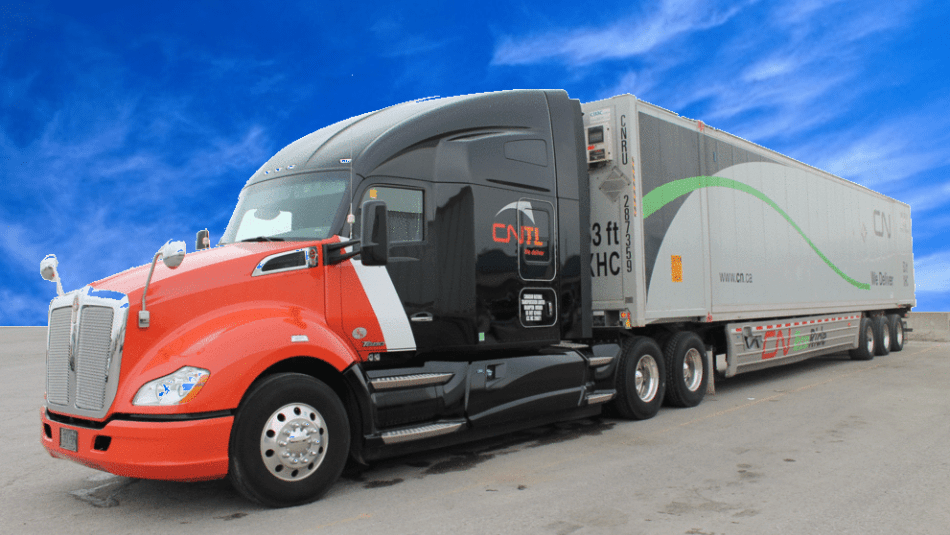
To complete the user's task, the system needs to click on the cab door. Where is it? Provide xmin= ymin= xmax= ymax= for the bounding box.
xmin=355 ymin=181 xmax=477 ymax=352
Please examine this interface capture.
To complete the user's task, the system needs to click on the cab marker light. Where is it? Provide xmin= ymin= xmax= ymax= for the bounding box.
xmin=132 ymin=366 xmax=210 ymax=406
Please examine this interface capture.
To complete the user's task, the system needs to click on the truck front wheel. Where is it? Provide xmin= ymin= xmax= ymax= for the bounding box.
xmin=663 ymin=332 xmax=707 ymax=408
xmin=613 ymin=337 xmax=666 ymax=420
xmin=228 ymin=373 xmax=350 ymax=507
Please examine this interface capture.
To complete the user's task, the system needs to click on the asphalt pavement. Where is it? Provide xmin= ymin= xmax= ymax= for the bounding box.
xmin=2 ymin=326 xmax=948 ymax=534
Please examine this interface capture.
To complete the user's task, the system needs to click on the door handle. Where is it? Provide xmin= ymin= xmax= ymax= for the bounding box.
xmin=411 ymin=312 xmax=433 ymax=323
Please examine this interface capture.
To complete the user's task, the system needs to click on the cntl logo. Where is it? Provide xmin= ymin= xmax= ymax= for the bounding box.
xmin=491 ymin=201 xmax=545 ymax=247
xmin=492 ymin=224 xmax=543 ymax=245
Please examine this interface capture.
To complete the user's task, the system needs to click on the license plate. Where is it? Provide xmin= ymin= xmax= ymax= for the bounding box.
xmin=60 ymin=428 xmax=78 ymax=452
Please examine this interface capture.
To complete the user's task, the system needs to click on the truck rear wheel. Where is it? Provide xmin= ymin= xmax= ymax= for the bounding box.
xmin=886 ymin=314 xmax=904 ymax=352
xmin=873 ymin=316 xmax=891 ymax=356
xmin=849 ymin=317 xmax=875 ymax=360
xmin=612 ymin=337 xmax=666 ymax=420
xmin=663 ymin=332 xmax=707 ymax=408
xmin=229 ymin=373 xmax=350 ymax=507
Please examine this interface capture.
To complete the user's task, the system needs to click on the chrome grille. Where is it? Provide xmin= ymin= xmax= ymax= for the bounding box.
xmin=47 ymin=307 xmax=72 ymax=406
xmin=45 ymin=287 xmax=127 ymax=419
xmin=75 ymin=306 xmax=115 ymax=410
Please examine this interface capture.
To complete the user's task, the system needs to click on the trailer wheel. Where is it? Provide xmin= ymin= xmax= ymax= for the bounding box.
xmin=849 ymin=317 xmax=875 ymax=361
xmin=229 ymin=373 xmax=349 ymax=507
xmin=613 ymin=337 xmax=666 ymax=420
xmin=873 ymin=316 xmax=891 ymax=356
xmin=886 ymin=314 xmax=904 ymax=352
xmin=663 ymin=332 xmax=707 ymax=408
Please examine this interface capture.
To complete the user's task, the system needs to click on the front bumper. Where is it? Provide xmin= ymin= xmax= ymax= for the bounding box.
xmin=40 ymin=408 xmax=233 ymax=481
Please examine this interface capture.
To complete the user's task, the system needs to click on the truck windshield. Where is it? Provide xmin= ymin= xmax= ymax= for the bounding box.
xmin=219 ymin=172 xmax=348 ymax=244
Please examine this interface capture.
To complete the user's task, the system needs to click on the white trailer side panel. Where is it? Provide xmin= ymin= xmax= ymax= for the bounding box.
xmin=582 ymin=95 xmax=915 ymax=326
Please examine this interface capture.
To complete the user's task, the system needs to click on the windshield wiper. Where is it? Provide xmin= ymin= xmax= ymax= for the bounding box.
xmin=239 ymin=236 xmax=285 ymax=242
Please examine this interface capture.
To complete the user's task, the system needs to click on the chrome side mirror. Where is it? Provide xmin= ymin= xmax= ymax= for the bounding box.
xmin=141 ymin=240 xmax=186 ymax=328
xmin=161 ymin=240 xmax=186 ymax=269
xmin=40 ymin=254 xmax=65 ymax=296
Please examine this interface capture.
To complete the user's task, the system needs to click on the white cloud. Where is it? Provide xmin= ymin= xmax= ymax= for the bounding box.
xmin=772 ymin=0 xmax=847 ymax=24
xmin=780 ymin=101 xmax=950 ymax=203
xmin=914 ymin=250 xmax=950 ymax=294
xmin=491 ymin=0 xmax=755 ymax=67
xmin=0 ymin=27 xmax=276 ymax=322
xmin=598 ymin=71 xmax=657 ymax=100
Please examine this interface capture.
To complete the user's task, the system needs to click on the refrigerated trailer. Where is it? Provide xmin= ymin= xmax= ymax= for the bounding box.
xmin=39 ymin=89 xmax=914 ymax=507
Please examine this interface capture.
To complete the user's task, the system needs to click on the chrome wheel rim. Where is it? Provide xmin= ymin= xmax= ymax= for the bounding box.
xmin=260 ymin=403 xmax=327 ymax=482
xmin=865 ymin=325 xmax=874 ymax=354
xmin=683 ymin=348 xmax=703 ymax=392
xmin=881 ymin=323 xmax=891 ymax=349
xmin=635 ymin=354 xmax=659 ymax=402
xmin=896 ymin=322 xmax=904 ymax=346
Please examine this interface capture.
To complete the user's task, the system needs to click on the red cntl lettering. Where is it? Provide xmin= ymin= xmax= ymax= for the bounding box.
xmin=494 ymin=223 xmax=544 ymax=246
xmin=492 ymin=223 xmax=522 ymax=244
xmin=492 ymin=223 xmax=507 ymax=243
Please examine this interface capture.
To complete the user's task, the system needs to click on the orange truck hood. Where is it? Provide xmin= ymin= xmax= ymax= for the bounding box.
xmin=86 ymin=240 xmax=340 ymax=417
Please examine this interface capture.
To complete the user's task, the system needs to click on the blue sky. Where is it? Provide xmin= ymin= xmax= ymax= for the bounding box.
xmin=2 ymin=0 xmax=948 ymax=325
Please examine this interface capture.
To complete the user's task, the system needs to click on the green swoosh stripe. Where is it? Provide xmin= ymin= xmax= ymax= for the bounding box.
xmin=641 ymin=176 xmax=870 ymax=290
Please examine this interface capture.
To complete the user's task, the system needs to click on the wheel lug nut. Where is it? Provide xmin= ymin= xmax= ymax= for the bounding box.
xmin=278 ymin=441 xmax=287 ymax=446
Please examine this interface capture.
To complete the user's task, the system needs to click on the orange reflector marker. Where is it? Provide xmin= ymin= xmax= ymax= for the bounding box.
xmin=671 ymin=255 xmax=682 ymax=282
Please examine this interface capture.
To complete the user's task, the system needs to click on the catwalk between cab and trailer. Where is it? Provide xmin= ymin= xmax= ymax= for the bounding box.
xmin=38 ymin=89 xmax=914 ymax=508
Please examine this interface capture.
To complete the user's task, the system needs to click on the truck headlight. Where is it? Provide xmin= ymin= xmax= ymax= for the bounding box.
xmin=132 ymin=366 xmax=210 ymax=406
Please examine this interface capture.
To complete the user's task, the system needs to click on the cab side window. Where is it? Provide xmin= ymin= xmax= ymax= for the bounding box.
xmin=360 ymin=186 xmax=424 ymax=242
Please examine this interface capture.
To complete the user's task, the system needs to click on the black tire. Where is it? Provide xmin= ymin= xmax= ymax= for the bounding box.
xmin=663 ymin=331 xmax=708 ymax=408
xmin=612 ymin=337 xmax=666 ymax=420
xmin=873 ymin=316 xmax=891 ymax=356
xmin=849 ymin=317 xmax=875 ymax=361
xmin=229 ymin=373 xmax=350 ymax=507
xmin=887 ymin=314 xmax=904 ymax=352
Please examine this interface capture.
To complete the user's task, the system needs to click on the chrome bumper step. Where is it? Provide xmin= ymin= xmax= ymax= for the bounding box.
xmin=585 ymin=390 xmax=616 ymax=405
xmin=588 ymin=356 xmax=614 ymax=367
xmin=380 ymin=421 xmax=466 ymax=445
xmin=369 ymin=373 xmax=454 ymax=391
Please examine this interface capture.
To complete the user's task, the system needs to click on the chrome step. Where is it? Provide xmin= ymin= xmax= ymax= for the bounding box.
xmin=369 ymin=373 xmax=454 ymax=391
xmin=585 ymin=391 xmax=616 ymax=405
xmin=588 ymin=356 xmax=614 ymax=367
xmin=554 ymin=341 xmax=589 ymax=349
xmin=380 ymin=421 xmax=465 ymax=445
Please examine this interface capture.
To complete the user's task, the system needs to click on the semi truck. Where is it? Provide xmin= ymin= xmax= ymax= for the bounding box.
xmin=39 ymin=89 xmax=915 ymax=507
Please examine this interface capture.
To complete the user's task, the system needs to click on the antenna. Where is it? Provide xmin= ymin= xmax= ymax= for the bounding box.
xmin=342 ymin=153 xmax=355 ymax=238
